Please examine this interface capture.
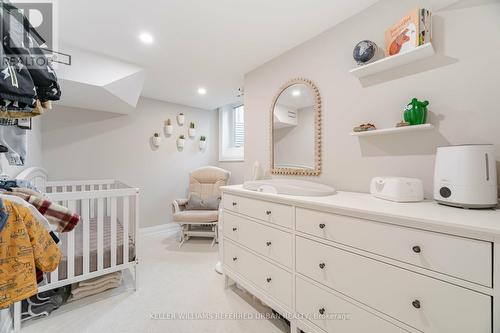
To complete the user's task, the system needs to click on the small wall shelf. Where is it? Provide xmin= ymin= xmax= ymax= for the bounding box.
xmin=350 ymin=124 xmax=434 ymax=137
xmin=349 ymin=43 xmax=435 ymax=78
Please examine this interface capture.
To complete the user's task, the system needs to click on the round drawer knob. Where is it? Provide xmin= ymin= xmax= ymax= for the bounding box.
xmin=232 ymin=227 xmax=238 ymax=232
xmin=232 ymin=202 xmax=237 ymax=206
xmin=412 ymin=246 xmax=422 ymax=254
xmin=318 ymin=308 xmax=326 ymax=315
xmin=266 ymin=277 xmax=272 ymax=283
xmin=440 ymin=187 xmax=452 ymax=199
xmin=232 ymin=257 xmax=238 ymax=261
xmin=412 ymin=300 xmax=421 ymax=309
xmin=266 ymin=210 xmax=272 ymax=215
xmin=319 ymin=223 xmax=326 ymax=229
xmin=319 ymin=263 xmax=326 ymax=269
xmin=266 ymin=241 xmax=272 ymax=246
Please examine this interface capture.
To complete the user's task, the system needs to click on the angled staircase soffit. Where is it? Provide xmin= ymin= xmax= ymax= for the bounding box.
xmin=56 ymin=44 xmax=145 ymax=113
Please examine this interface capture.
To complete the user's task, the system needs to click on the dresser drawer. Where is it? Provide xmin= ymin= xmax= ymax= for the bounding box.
xmin=224 ymin=240 xmax=292 ymax=308
xmin=296 ymin=208 xmax=492 ymax=286
xmin=296 ymin=277 xmax=408 ymax=333
xmin=224 ymin=194 xmax=294 ymax=228
xmin=224 ymin=212 xmax=293 ymax=268
xmin=296 ymin=236 xmax=491 ymax=333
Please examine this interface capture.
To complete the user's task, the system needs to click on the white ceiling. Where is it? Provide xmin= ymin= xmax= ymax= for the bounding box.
xmin=57 ymin=0 xmax=378 ymax=110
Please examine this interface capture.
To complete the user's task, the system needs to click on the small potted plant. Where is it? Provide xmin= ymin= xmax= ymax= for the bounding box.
xmin=199 ymin=135 xmax=207 ymax=150
xmin=177 ymin=113 xmax=185 ymax=126
xmin=188 ymin=122 xmax=196 ymax=137
xmin=177 ymin=134 xmax=185 ymax=149
xmin=164 ymin=119 xmax=173 ymax=135
xmin=152 ymin=132 xmax=161 ymax=147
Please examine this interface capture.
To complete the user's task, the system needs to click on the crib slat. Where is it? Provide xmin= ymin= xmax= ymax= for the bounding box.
xmin=123 ymin=196 xmax=129 ymax=264
xmin=97 ymin=198 xmax=104 ymax=271
xmin=110 ymin=197 xmax=117 ymax=267
xmin=91 ymin=185 xmax=99 ymax=219
xmin=64 ymin=186 xmax=71 ymax=207
xmin=13 ymin=302 xmax=21 ymax=332
xmin=105 ymin=184 xmax=111 ymax=217
xmin=50 ymin=268 xmax=58 ymax=283
xmin=67 ymin=200 xmax=76 ymax=278
xmin=90 ymin=195 xmax=96 ymax=219
xmin=82 ymin=199 xmax=90 ymax=275
xmin=135 ymin=193 xmax=139 ymax=247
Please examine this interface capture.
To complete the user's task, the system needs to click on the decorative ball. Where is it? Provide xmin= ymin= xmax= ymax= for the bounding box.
xmin=353 ymin=40 xmax=380 ymax=65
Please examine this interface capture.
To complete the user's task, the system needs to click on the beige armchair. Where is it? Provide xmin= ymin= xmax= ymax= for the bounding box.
xmin=172 ymin=166 xmax=230 ymax=247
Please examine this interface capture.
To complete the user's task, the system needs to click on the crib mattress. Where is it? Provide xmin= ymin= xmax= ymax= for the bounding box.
xmin=56 ymin=217 xmax=136 ymax=280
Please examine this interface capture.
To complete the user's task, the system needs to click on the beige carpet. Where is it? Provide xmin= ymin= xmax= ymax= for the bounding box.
xmin=22 ymin=230 xmax=289 ymax=333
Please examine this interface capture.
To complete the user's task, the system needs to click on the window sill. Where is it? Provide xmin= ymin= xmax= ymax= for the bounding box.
xmin=219 ymin=158 xmax=244 ymax=163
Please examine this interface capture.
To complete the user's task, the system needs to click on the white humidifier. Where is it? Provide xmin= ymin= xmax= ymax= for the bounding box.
xmin=434 ymin=144 xmax=498 ymax=209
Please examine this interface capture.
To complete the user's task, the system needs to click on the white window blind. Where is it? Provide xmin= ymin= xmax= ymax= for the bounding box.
xmin=233 ymin=105 xmax=244 ymax=148
xmin=219 ymin=104 xmax=244 ymax=161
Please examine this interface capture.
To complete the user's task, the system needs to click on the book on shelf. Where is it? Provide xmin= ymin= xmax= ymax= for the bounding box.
xmin=384 ymin=8 xmax=432 ymax=57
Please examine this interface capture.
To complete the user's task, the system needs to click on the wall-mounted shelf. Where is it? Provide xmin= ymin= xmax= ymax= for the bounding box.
xmin=350 ymin=123 xmax=434 ymax=137
xmin=349 ymin=43 xmax=435 ymax=78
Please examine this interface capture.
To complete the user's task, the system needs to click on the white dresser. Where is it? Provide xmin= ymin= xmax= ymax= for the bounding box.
xmin=221 ymin=185 xmax=500 ymax=333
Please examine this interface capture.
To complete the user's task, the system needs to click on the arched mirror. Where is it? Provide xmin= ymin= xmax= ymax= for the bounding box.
xmin=271 ymin=78 xmax=321 ymax=176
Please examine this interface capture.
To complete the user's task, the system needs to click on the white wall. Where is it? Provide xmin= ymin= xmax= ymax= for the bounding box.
xmin=219 ymin=161 xmax=245 ymax=185
xmin=242 ymin=0 xmax=500 ymax=197
xmin=42 ymin=98 xmax=219 ymax=228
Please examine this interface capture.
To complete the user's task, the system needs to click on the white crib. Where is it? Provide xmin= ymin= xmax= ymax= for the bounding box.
xmin=10 ymin=167 xmax=140 ymax=332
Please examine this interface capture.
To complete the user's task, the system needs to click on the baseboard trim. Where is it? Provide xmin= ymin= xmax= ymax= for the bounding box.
xmin=139 ymin=223 xmax=180 ymax=237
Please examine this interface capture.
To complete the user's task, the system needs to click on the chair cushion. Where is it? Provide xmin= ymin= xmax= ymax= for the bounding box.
xmin=189 ymin=166 xmax=230 ymax=201
xmin=186 ymin=194 xmax=220 ymax=210
xmin=173 ymin=210 xmax=219 ymax=223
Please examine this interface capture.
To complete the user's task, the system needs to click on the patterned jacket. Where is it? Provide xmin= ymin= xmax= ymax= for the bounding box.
xmin=0 ymin=200 xmax=61 ymax=309
xmin=1 ymin=3 xmax=61 ymax=103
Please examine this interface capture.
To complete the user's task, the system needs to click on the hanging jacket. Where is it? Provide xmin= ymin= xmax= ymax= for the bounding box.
xmin=0 ymin=200 xmax=61 ymax=309
xmin=0 ymin=198 xmax=8 ymax=232
xmin=0 ymin=99 xmax=43 ymax=118
xmin=0 ymin=125 xmax=27 ymax=166
xmin=0 ymin=193 xmax=61 ymax=285
xmin=1 ymin=3 xmax=61 ymax=103
xmin=0 ymin=58 xmax=36 ymax=107
xmin=0 ymin=179 xmax=41 ymax=192
xmin=0 ymin=5 xmax=35 ymax=105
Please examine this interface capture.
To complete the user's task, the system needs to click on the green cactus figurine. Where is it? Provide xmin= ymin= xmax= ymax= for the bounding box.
xmin=403 ymin=98 xmax=429 ymax=125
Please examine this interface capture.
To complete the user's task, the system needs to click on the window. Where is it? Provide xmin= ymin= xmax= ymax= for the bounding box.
xmin=219 ymin=104 xmax=244 ymax=161
xmin=233 ymin=105 xmax=244 ymax=148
